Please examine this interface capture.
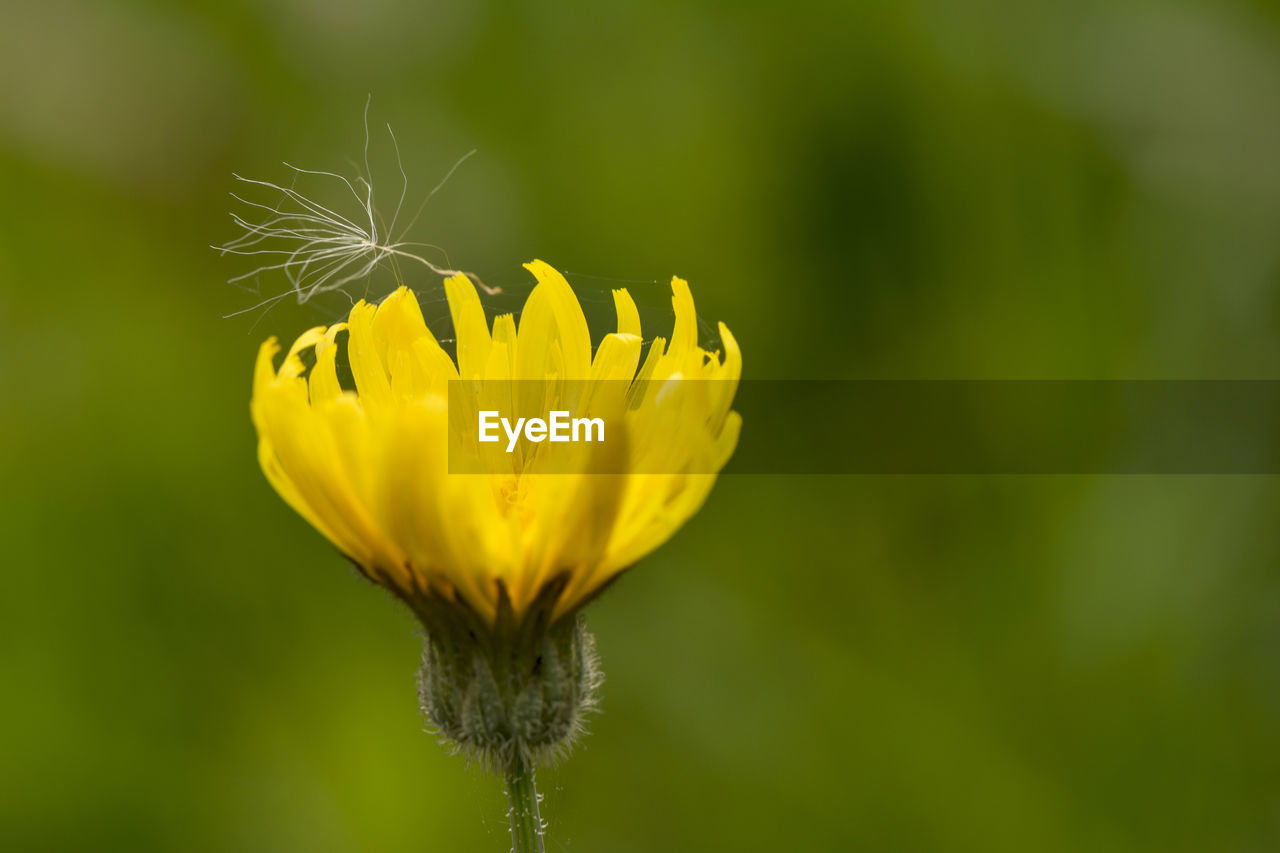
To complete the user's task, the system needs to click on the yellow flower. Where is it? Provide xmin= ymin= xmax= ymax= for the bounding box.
xmin=252 ymin=260 xmax=741 ymax=626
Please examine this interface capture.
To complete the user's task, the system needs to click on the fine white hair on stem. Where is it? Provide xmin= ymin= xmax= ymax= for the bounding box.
xmin=216 ymin=102 xmax=495 ymax=320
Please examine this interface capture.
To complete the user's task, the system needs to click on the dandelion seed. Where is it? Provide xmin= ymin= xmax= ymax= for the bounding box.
xmin=217 ymin=111 xmax=496 ymax=321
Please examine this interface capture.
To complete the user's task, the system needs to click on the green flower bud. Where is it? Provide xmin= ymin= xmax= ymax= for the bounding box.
xmin=415 ymin=580 xmax=601 ymax=774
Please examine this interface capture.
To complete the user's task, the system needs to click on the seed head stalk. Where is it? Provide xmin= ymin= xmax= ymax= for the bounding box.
xmin=506 ymin=756 xmax=545 ymax=853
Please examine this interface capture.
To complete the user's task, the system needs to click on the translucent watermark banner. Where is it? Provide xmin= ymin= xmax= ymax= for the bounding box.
xmin=448 ymin=380 xmax=1280 ymax=474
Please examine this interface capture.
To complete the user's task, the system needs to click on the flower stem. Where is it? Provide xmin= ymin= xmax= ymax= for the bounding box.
xmin=505 ymin=757 xmax=544 ymax=853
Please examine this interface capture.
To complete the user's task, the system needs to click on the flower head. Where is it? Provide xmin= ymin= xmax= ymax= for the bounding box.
xmin=251 ymin=260 xmax=741 ymax=630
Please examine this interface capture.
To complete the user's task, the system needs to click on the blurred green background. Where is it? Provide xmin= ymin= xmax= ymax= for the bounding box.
xmin=3 ymin=0 xmax=1280 ymax=850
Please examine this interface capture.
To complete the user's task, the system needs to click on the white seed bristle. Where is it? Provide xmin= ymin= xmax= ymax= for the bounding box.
xmin=217 ymin=98 xmax=496 ymax=320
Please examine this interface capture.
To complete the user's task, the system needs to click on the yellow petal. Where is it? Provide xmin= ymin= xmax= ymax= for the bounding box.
xmin=523 ymin=260 xmax=592 ymax=378
xmin=444 ymin=273 xmax=491 ymax=381
xmin=346 ymin=301 xmax=392 ymax=411
xmin=309 ymin=325 xmax=348 ymax=406
xmin=253 ymin=337 xmax=281 ymax=396
xmin=590 ymin=332 xmax=642 ymax=383
xmin=668 ymin=276 xmax=698 ymax=360
xmin=280 ymin=326 xmax=326 ymax=379
xmin=612 ymin=288 xmax=641 ymax=338
xmin=490 ymin=313 xmax=519 ymax=379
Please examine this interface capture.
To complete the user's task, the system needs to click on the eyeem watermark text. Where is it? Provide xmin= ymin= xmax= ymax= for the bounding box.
xmin=478 ymin=411 xmax=606 ymax=453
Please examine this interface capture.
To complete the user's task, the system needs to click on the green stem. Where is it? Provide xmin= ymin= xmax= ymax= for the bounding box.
xmin=505 ymin=757 xmax=544 ymax=853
